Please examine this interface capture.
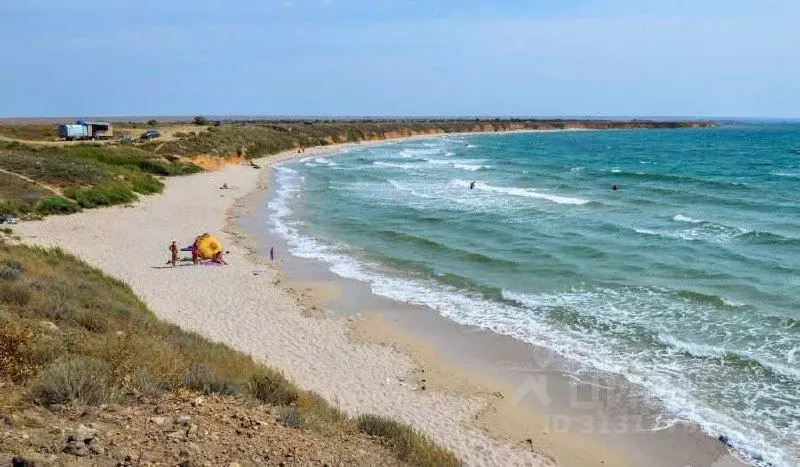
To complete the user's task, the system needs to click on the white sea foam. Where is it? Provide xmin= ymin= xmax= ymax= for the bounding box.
xmin=452 ymin=164 xmax=483 ymax=171
xmin=611 ymin=169 xmax=622 ymax=173
xmin=638 ymin=217 xmax=752 ymax=244
xmin=450 ymin=179 xmax=590 ymax=205
xmin=269 ymin=158 xmax=796 ymax=467
xmin=673 ymin=214 xmax=704 ymax=224
xmin=374 ymin=159 xmax=487 ymax=172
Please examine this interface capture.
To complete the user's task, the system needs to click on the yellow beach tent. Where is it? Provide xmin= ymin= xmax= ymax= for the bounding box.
xmin=195 ymin=234 xmax=223 ymax=260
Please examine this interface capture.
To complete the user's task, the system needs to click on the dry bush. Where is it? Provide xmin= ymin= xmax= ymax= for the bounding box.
xmin=130 ymin=367 xmax=169 ymax=398
xmin=0 ymin=282 xmax=31 ymax=305
xmin=357 ymin=414 xmax=460 ymax=467
xmin=247 ymin=368 xmax=299 ymax=406
xmin=183 ymin=364 xmax=238 ymax=396
xmin=0 ymin=321 xmax=37 ymax=382
xmin=28 ymin=357 xmax=117 ymax=406
xmin=277 ymin=407 xmax=305 ymax=429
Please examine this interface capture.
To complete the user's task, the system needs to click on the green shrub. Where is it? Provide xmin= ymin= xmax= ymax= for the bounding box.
xmin=0 ymin=282 xmax=31 ymax=305
xmin=1 ymin=227 xmax=12 ymax=234
xmin=247 ymin=368 xmax=299 ymax=406
xmin=147 ymin=119 xmax=158 ymax=126
xmin=64 ymin=184 xmax=137 ymax=208
xmin=2 ymin=260 xmax=23 ymax=271
xmin=29 ymin=357 xmax=116 ymax=405
xmin=183 ymin=364 xmax=238 ymax=396
xmin=37 ymin=196 xmax=80 ymax=215
xmin=356 ymin=414 xmax=460 ymax=467
xmin=0 ymin=267 xmax=21 ymax=281
xmin=128 ymin=173 xmax=163 ymax=194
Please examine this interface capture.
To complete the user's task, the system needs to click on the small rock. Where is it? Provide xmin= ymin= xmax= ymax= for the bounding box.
xmin=149 ymin=416 xmax=167 ymax=426
xmin=176 ymin=415 xmax=192 ymax=426
xmin=39 ymin=321 xmax=59 ymax=332
xmin=63 ymin=441 xmax=89 ymax=457
xmin=89 ymin=441 xmax=105 ymax=455
xmin=154 ymin=406 xmax=165 ymax=415
xmin=191 ymin=396 xmax=204 ymax=407
xmin=229 ymin=463 xmax=242 ymax=467
xmin=167 ymin=430 xmax=186 ymax=441
xmin=71 ymin=424 xmax=98 ymax=443
xmin=187 ymin=423 xmax=198 ymax=439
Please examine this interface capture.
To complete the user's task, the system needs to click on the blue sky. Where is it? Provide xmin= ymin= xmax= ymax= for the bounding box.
xmin=1 ymin=0 xmax=798 ymax=118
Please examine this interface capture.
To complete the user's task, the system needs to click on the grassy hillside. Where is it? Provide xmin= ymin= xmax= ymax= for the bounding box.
xmin=0 ymin=240 xmax=460 ymax=465
xmin=0 ymin=141 xmax=200 ymax=217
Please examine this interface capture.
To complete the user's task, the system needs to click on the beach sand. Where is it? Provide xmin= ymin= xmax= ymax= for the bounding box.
xmin=13 ymin=139 xmax=738 ymax=466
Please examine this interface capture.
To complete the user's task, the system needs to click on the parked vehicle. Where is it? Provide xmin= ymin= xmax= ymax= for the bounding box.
xmin=140 ymin=129 xmax=161 ymax=140
xmin=58 ymin=124 xmax=89 ymax=140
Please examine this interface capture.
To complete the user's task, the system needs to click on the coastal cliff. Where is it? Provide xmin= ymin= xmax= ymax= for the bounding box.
xmin=148 ymin=119 xmax=714 ymax=160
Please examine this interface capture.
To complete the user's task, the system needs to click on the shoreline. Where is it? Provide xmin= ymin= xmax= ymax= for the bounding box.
xmin=238 ymin=133 xmax=744 ymax=466
xmin=12 ymin=130 xmax=739 ymax=466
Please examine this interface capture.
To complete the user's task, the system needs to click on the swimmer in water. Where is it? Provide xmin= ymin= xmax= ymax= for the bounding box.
xmin=470 ymin=181 xmax=476 ymax=189
xmin=612 ymin=184 xmax=621 ymax=191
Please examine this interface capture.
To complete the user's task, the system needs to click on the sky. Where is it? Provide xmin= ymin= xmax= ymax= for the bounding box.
xmin=1 ymin=0 xmax=798 ymax=118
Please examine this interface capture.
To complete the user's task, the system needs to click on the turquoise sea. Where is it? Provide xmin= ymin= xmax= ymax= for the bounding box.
xmin=269 ymin=125 xmax=800 ymax=466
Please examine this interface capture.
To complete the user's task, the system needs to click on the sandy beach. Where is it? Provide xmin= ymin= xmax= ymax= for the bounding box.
xmin=13 ymin=137 xmax=739 ymax=466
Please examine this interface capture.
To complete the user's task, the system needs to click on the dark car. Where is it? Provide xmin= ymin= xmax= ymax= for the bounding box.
xmin=140 ymin=129 xmax=161 ymax=140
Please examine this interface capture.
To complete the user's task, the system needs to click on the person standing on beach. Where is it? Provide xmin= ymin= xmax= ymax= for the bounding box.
xmin=269 ymin=247 xmax=275 ymax=261
xmin=168 ymin=240 xmax=179 ymax=267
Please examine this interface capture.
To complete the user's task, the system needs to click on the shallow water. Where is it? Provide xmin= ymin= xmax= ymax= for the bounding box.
xmin=270 ymin=125 xmax=800 ymax=466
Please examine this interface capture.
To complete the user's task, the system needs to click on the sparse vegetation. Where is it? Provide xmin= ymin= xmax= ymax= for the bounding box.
xmin=183 ymin=363 xmax=238 ymax=396
xmin=0 ymin=241 xmax=460 ymax=465
xmin=0 ymin=124 xmax=59 ymax=141
xmin=28 ymin=357 xmax=117 ymax=406
xmin=357 ymin=414 xmax=461 ymax=467
xmin=277 ymin=406 xmax=305 ymax=429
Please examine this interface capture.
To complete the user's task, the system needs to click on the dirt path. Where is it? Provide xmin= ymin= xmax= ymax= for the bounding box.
xmin=0 ymin=167 xmax=62 ymax=196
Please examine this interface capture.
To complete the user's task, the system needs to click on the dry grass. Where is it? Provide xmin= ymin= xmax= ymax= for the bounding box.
xmin=357 ymin=414 xmax=462 ymax=467
xmin=0 ymin=124 xmax=59 ymax=141
xmin=0 ymin=241 xmax=461 ymax=465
